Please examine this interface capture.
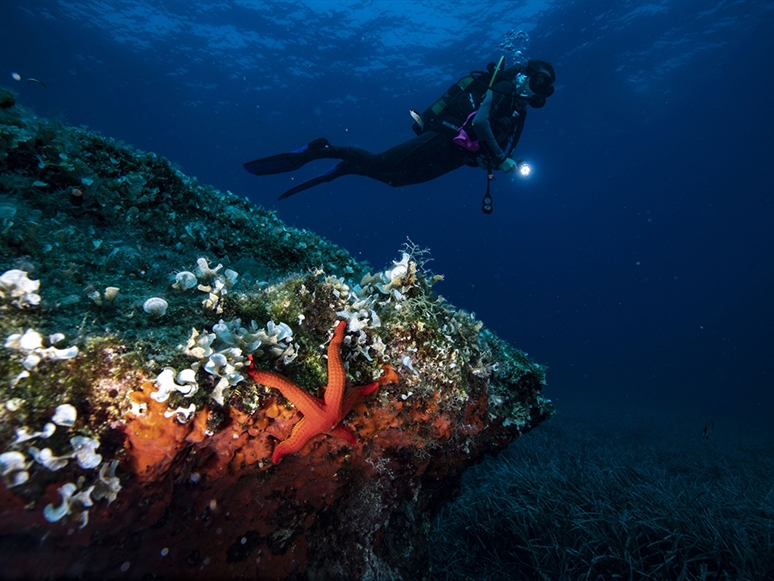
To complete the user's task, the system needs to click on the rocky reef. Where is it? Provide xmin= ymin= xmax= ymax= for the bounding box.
xmin=0 ymin=86 xmax=553 ymax=580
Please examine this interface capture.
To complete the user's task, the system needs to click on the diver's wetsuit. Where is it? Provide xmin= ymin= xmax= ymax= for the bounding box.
xmin=244 ymin=77 xmax=524 ymax=199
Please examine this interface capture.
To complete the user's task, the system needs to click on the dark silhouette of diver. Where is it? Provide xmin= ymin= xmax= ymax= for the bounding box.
xmin=244 ymin=58 xmax=555 ymax=211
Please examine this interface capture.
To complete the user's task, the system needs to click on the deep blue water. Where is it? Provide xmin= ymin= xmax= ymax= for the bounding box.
xmin=2 ymin=0 xmax=773 ymax=429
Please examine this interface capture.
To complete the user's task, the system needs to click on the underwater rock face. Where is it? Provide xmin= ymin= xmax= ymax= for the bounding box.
xmin=0 ymin=90 xmax=553 ymax=580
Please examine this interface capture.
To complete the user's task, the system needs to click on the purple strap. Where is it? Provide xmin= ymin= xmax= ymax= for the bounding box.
xmin=453 ymin=111 xmax=480 ymax=152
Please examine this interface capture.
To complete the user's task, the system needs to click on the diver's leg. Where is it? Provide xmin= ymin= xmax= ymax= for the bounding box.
xmin=251 ymin=133 xmax=468 ymax=198
xmin=275 ymin=133 xmax=467 ymax=192
xmin=354 ymin=132 xmax=470 ymax=187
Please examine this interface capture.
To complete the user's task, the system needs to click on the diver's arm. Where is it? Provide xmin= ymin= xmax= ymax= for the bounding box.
xmin=472 ymin=91 xmax=503 ymax=160
xmin=471 ymin=91 xmax=516 ymax=172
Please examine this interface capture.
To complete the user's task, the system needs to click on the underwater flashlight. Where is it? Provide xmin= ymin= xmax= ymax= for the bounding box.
xmin=516 ymin=159 xmax=532 ymax=177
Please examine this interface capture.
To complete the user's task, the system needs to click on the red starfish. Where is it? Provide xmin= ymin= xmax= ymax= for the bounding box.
xmin=245 ymin=320 xmax=399 ymax=464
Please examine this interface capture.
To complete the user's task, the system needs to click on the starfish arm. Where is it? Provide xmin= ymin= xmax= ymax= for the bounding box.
xmin=341 ymin=365 xmax=400 ymax=416
xmin=330 ymin=424 xmax=357 ymax=445
xmin=247 ymin=368 xmax=325 ymax=419
xmin=324 ymin=321 xmax=348 ymax=414
xmin=341 ymin=365 xmax=399 ymax=411
xmin=272 ymin=417 xmax=324 ymax=463
xmin=354 ymin=381 xmax=380 ymax=397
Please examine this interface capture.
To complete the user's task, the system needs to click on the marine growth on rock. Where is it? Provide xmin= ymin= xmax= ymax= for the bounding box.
xmin=0 ymin=89 xmax=553 ymax=580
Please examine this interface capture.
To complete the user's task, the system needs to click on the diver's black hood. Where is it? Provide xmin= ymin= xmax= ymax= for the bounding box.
xmin=525 ymin=59 xmax=556 ymax=96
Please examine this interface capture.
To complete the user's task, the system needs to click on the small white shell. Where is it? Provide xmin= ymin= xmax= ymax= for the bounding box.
xmin=103 ymin=286 xmax=120 ymax=302
xmin=143 ymin=297 xmax=168 ymax=317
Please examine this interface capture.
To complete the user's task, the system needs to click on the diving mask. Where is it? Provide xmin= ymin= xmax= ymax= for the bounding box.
xmin=515 ymin=59 xmax=556 ymax=108
xmin=525 ymin=59 xmax=556 ymax=97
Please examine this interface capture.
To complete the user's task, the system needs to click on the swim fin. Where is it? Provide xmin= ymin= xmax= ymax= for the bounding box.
xmin=243 ymin=138 xmax=331 ymax=176
xmin=278 ymin=162 xmax=347 ymax=199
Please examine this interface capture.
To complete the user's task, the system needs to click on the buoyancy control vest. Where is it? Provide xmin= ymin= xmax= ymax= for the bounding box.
xmin=411 ymin=62 xmax=527 ymax=163
xmin=411 ymin=68 xmax=496 ymax=137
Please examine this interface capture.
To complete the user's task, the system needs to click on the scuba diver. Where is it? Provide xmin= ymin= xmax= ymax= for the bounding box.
xmin=243 ymin=58 xmax=555 ymax=213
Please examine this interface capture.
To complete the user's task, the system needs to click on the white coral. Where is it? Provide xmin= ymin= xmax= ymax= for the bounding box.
xmin=336 ymin=308 xmax=381 ymax=332
xmin=222 ymin=268 xmax=238 ymax=286
xmin=383 ymin=252 xmax=411 ymax=282
xmin=13 ymin=423 xmax=56 ymax=444
xmin=183 ymin=328 xmax=216 ymax=359
xmin=204 ymin=352 xmax=229 ymax=375
xmin=28 ymin=446 xmax=70 ymax=471
xmin=194 ymin=257 xmax=223 ymax=280
xmin=194 ymin=261 xmax=238 ymax=314
xmin=4 ymin=328 xmax=79 ymax=371
xmin=51 ymin=404 xmax=77 ymax=427
xmin=212 ymin=318 xmax=263 ymax=353
xmin=254 ymin=321 xmax=298 ymax=364
xmin=199 ymin=279 xmax=226 ymax=311
xmin=43 ymin=482 xmax=94 ymax=528
xmin=164 ymin=403 xmax=197 ymax=423
xmin=353 ymin=253 xmax=416 ymax=309
xmin=152 ymin=368 xmax=198 ymax=402
xmin=371 ymin=336 xmax=387 ymax=357
xmin=92 ymin=460 xmax=121 ymax=504
xmin=0 ymin=451 xmax=29 ymax=487
xmin=199 ymin=349 xmax=245 ymax=406
xmin=172 ymin=271 xmax=197 ymax=290
xmin=0 ymin=269 xmax=41 ymax=308
xmin=177 ymin=318 xmax=297 ymax=408
xmin=325 ymin=275 xmax=351 ymax=299
xmin=43 ymin=482 xmax=78 ymax=522
xmin=70 ymin=436 xmax=102 ymax=469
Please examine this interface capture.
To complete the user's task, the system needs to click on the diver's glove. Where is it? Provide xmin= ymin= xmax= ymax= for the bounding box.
xmin=498 ymin=157 xmax=517 ymax=173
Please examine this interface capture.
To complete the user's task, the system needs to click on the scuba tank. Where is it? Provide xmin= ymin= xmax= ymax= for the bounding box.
xmin=411 ymin=58 xmax=506 ymax=137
